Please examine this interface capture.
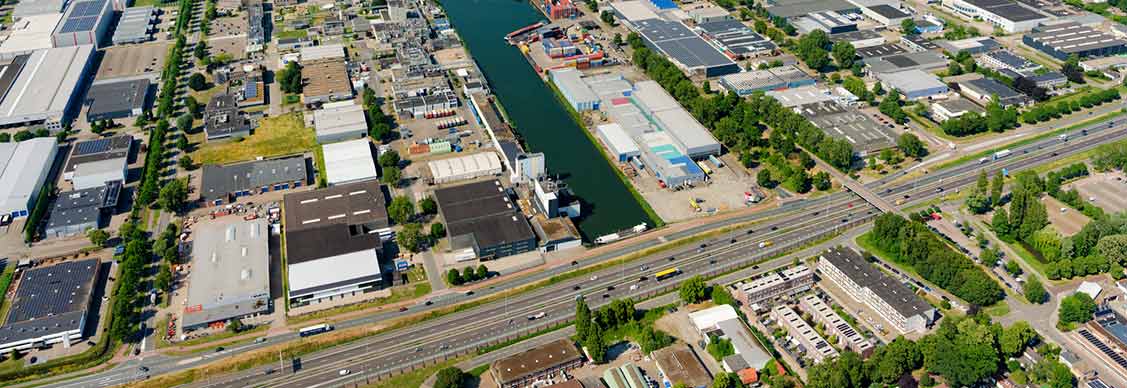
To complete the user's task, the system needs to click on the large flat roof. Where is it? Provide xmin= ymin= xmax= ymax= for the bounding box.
xmin=0 ymin=13 xmax=61 ymax=56
xmin=1027 ymin=22 xmax=1127 ymax=54
xmin=633 ymin=18 xmax=738 ymax=70
xmin=85 ymin=78 xmax=149 ymax=119
xmin=184 ymin=218 xmax=271 ymax=327
xmin=0 ymin=259 xmax=99 ymax=347
xmin=966 ymin=0 xmax=1047 ymax=22
xmin=0 ymin=45 xmax=94 ymax=125
xmin=45 ymin=180 xmax=120 ymax=232
xmin=313 ymin=102 xmax=367 ymax=141
xmin=864 ymin=50 xmax=948 ymax=74
xmin=65 ymin=134 xmax=132 ymax=173
xmin=200 ymin=156 xmax=308 ymax=203
xmin=283 ymin=180 xmax=388 ymax=264
xmin=322 ymin=139 xmax=378 ymax=185
xmin=491 ymin=339 xmax=582 ymax=385
xmin=303 ymin=60 xmax=352 ymax=99
xmin=0 ymin=137 xmax=57 ymax=215
xmin=653 ymin=345 xmax=712 ymax=387
xmin=820 ymin=247 xmax=934 ymax=320
xmin=696 ymin=20 xmax=776 ymax=56
xmin=876 ymin=69 xmax=947 ymax=92
xmin=766 ymin=0 xmax=856 ymax=18
xmin=288 ymin=249 xmax=382 ymax=297
xmin=433 ymin=179 xmax=536 ymax=250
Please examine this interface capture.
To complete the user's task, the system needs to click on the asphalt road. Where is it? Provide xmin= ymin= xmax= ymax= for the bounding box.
xmin=38 ymin=113 xmax=1127 ymax=388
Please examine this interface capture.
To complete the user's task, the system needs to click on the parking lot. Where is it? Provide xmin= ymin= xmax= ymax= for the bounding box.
xmin=96 ymin=42 xmax=172 ymax=80
xmin=209 ymin=16 xmax=247 ymax=38
xmin=1070 ymin=171 xmax=1127 ymax=214
xmin=1041 ymin=196 xmax=1089 ymax=236
xmin=631 ymin=152 xmax=764 ymax=222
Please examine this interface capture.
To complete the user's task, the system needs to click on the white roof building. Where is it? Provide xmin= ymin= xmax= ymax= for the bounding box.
xmin=13 ymin=0 xmax=67 ymax=19
xmin=0 ymin=14 xmax=62 ymax=58
xmin=0 ymin=137 xmax=58 ymax=218
xmin=300 ymin=44 xmax=346 ymax=62
xmin=0 ymin=45 xmax=95 ymax=129
xmin=322 ymin=139 xmax=378 ymax=186
xmin=313 ymin=101 xmax=367 ymax=143
xmin=71 ymin=157 xmax=126 ymax=190
xmin=596 ymin=123 xmax=641 ymax=161
xmin=632 ymin=80 xmax=721 ymax=158
xmin=183 ymin=218 xmax=271 ymax=329
xmin=428 ymin=152 xmax=503 ymax=184
xmin=1077 ymin=281 xmax=1102 ymax=301
xmin=688 ymin=304 xmax=741 ymax=331
xmin=287 ymin=250 xmax=382 ymax=301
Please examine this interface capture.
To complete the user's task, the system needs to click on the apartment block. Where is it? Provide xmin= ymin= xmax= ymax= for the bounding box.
xmin=734 ymin=265 xmax=813 ymax=307
xmin=816 ymin=247 xmax=936 ymax=334
xmin=771 ymin=304 xmax=838 ymax=364
xmin=799 ymin=294 xmax=873 ymax=355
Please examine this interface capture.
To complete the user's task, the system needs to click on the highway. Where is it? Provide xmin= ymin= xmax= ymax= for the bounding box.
xmin=39 ymin=114 xmax=1127 ymax=388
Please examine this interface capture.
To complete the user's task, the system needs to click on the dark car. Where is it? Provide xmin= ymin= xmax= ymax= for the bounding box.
xmin=571 ymin=260 xmax=578 ymax=266
xmin=607 ymin=285 xmax=615 ymax=291
xmin=603 ymin=293 xmax=610 ymax=298
xmin=573 ymin=285 xmax=581 ymax=290
xmin=638 ymin=276 xmax=647 ymax=281
xmin=770 ymin=226 xmax=778 ymax=231
xmin=746 ymin=229 xmax=754 ymax=235
xmin=668 ymin=256 xmax=676 ymax=261
xmin=399 ymin=306 xmax=408 ymax=312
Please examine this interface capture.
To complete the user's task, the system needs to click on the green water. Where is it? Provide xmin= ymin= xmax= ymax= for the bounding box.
xmin=440 ymin=0 xmax=653 ymax=238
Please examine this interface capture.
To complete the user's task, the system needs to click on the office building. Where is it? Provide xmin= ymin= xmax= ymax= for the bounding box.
xmin=322 ymin=139 xmax=379 ymax=186
xmin=0 ymin=259 xmax=100 ymax=353
xmin=799 ymin=294 xmax=873 ymax=354
xmin=284 ymin=181 xmax=389 ymax=307
xmin=183 ymin=218 xmax=271 ymax=330
xmin=490 ymin=339 xmax=583 ymax=388
xmin=817 ymin=247 xmax=936 ymax=333
xmin=200 ymin=156 xmax=308 ymax=206
xmin=247 ymin=0 xmax=265 ymax=45
xmin=687 ymin=4 xmax=732 ymax=24
xmin=0 ymin=137 xmax=58 ymax=219
xmin=771 ymin=304 xmax=839 ymax=363
xmin=434 ymin=179 xmax=537 ymax=260
xmin=931 ymin=98 xmax=984 ymax=122
xmin=84 ymin=78 xmax=150 ymax=122
xmin=204 ymin=93 xmax=252 ymax=141
xmin=1023 ymin=22 xmax=1127 ymax=60
xmin=900 ymin=34 xmax=940 ymax=52
xmin=44 ymin=180 xmax=120 ymax=238
xmin=733 ymin=264 xmax=814 ymax=307
xmin=876 ymin=69 xmax=949 ymax=100
xmin=52 ymin=0 xmax=112 ymax=48
xmin=71 ymin=157 xmax=126 ymax=191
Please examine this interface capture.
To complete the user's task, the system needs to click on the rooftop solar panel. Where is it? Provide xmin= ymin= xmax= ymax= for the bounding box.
xmin=74 ymin=138 xmax=111 ymax=155
xmin=244 ymin=82 xmax=257 ymax=98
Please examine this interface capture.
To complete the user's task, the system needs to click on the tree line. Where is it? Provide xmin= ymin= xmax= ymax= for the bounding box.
xmin=627 ymin=35 xmax=855 ymax=171
xmin=871 ymin=213 xmax=1004 ymax=306
xmin=1021 ymin=88 xmax=1119 ymax=124
xmin=574 ymin=297 xmax=674 ymax=363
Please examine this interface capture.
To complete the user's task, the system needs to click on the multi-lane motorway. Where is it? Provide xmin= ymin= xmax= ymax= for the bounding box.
xmin=41 ymin=114 xmax=1127 ymax=388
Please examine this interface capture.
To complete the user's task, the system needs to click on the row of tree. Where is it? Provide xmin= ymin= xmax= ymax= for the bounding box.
xmin=574 ymin=297 xmax=674 ymax=363
xmin=363 ymin=87 xmax=396 ymax=142
xmin=807 ymin=317 xmax=1040 ymax=388
xmin=628 ymin=36 xmax=855 ymax=171
xmin=871 ymin=213 xmax=1004 ymax=306
xmin=445 ymin=265 xmax=489 ymax=286
xmin=939 ymin=98 xmax=1020 ymax=137
xmin=1021 ymin=88 xmax=1120 ymax=124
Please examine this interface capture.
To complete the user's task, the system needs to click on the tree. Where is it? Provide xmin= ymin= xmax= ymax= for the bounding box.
xmin=158 ymin=179 xmax=188 ymax=213
xmin=966 ymin=193 xmax=992 ymax=214
xmin=977 ymin=169 xmax=989 ymax=194
xmin=757 ymin=168 xmax=776 ymax=188
xmin=831 ymin=41 xmax=856 ymax=69
xmin=1005 ymin=260 xmax=1023 ymax=276
xmin=706 ymin=335 xmax=735 ymax=361
xmin=185 ymin=96 xmax=201 ymax=118
xmin=575 ymin=297 xmax=592 ymax=340
xmin=1061 ymin=54 xmax=1085 ymax=83
xmin=796 ymin=30 xmax=831 ymax=70
xmin=396 ymin=223 xmax=424 ymax=252
xmin=713 ymin=372 xmax=745 ymax=388
xmin=446 ymin=268 xmax=463 ymax=285
xmin=176 ymin=113 xmax=193 ymax=133
xmin=586 ymin=323 xmax=608 ymax=363
xmin=1097 ymin=234 xmax=1127 ymax=265
xmin=879 ymin=89 xmax=907 ymax=124
xmin=387 ymin=196 xmax=415 ymax=224
xmin=1000 ymin=321 xmax=1038 ymax=357
xmin=87 ymin=229 xmax=110 ymax=247
xmin=813 ymin=171 xmax=831 ymax=191
xmin=897 ymin=133 xmax=927 ymax=159
xmin=188 ymin=73 xmax=208 ymax=91
xmin=679 ymin=275 xmax=707 ymax=304
xmin=419 ymin=197 xmax=438 ymax=215
xmin=155 ymin=263 xmax=171 ymax=293
xmin=463 ymin=266 xmax=476 ymax=282
xmin=226 ymin=318 xmax=243 ymax=334
xmin=178 ymin=155 xmax=194 ymax=170
xmin=378 ymin=150 xmax=400 ymax=168
xmin=1059 ymin=292 xmax=1097 ymax=327
xmin=993 ymin=208 xmax=1012 ymax=238
xmin=476 ymin=264 xmax=488 ymax=280
xmin=382 ymin=167 xmax=401 ymax=187
xmin=278 ymin=62 xmax=303 ymax=93
xmin=434 ymin=367 xmax=466 ymax=388
xmin=430 ymin=222 xmax=446 ymax=239
xmin=901 ymin=18 xmax=918 ymax=34
xmin=870 ymin=336 xmax=922 ymax=383
xmin=176 ymin=134 xmax=190 ymax=150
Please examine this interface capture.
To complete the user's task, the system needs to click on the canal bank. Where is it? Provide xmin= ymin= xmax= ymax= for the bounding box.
xmin=438 ymin=0 xmax=657 ymax=238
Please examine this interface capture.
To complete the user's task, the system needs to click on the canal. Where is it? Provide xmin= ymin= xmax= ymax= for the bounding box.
xmin=439 ymin=0 xmax=654 ymax=238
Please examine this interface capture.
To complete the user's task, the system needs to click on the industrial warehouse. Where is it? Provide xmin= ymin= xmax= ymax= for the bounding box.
xmin=0 ymin=45 xmax=94 ymax=129
xmin=434 ymin=179 xmax=537 ymax=261
xmin=183 ymin=218 xmax=271 ymax=331
xmin=0 ymin=259 xmax=101 ymax=353
xmin=0 ymin=138 xmax=58 ymax=219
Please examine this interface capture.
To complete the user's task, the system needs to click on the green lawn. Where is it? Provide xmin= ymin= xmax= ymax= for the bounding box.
xmin=0 ymin=264 xmax=17 ymax=323
xmin=193 ymin=113 xmax=314 ymax=164
xmin=275 ymin=30 xmax=308 ymax=40
xmin=156 ymin=320 xmax=268 ymax=350
xmin=288 ymin=267 xmax=431 ymax=325
xmin=360 ymin=357 xmax=467 ymax=388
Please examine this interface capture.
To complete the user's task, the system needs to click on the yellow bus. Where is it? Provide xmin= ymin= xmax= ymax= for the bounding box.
xmin=689 ymin=199 xmax=701 ymax=212
xmin=696 ymin=161 xmax=713 ymax=175
xmin=655 ymin=267 xmax=680 ymax=281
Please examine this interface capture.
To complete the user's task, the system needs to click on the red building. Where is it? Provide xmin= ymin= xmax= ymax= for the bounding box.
xmin=545 ymin=0 xmax=579 ymax=19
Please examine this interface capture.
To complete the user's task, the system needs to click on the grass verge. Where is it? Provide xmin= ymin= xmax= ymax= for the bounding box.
xmin=158 ymin=324 xmax=268 ymax=351
xmin=360 ymin=357 xmax=469 ymax=388
xmin=476 ymin=322 xmax=570 ymax=355
xmin=193 ymin=112 xmax=314 ymax=164
xmin=288 ymin=269 xmax=431 ymax=326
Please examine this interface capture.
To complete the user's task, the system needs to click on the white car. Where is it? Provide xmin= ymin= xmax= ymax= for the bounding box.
xmin=630 ymin=284 xmax=638 ymax=291
xmin=339 ymin=369 xmax=350 ymax=376
xmin=590 ymin=275 xmax=598 ymax=281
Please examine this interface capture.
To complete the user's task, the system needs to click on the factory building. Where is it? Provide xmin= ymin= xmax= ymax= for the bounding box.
xmin=44 ymin=180 xmax=120 ymax=238
xmin=550 ymin=68 xmax=599 ymax=111
xmin=876 ymin=69 xmax=949 ymax=100
xmin=945 ymin=0 xmax=1048 ymax=32
xmin=84 ymin=78 xmax=150 ymax=122
xmin=596 ymin=123 xmax=641 ymax=162
xmin=687 ymin=4 xmax=733 ymax=24
xmin=1023 ymin=22 xmax=1127 ymax=60
xmin=0 ymin=259 xmax=100 ymax=353
xmin=863 ymin=51 xmax=948 ymax=74
xmin=696 ymin=19 xmax=777 ymax=58
xmin=183 ymin=218 xmax=271 ymax=331
xmin=930 ymin=98 xmax=984 ymax=122
xmin=302 ymin=60 xmax=354 ymax=105
xmin=283 ymin=181 xmax=389 ymax=307
xmin=427 ymin=152 xmax=503 ymax=184
xmin=0 ymin=14 xmax=62 ymax=58
xmin=860 ymin=4 xmax=911 ymax=26
xmin=978 ymin=50 xmax=1041 ymax=74
xmin=14 ymin=0 xmax=68 ymax=19
xmin=322 ymin=139 xmax=379 ymax=186
xmin=653 ymin=345 xmax=713 ymax=388
xmin=958 ymin=77 xmax=1032 ymax=107
xmin=0 ymin=45 xmax=94 ymax=129
xmin=112 ymin=6 xmax=156 ymax=45
xmin=0 ymin=138 xmax=58 ymax=219
xmin=63 ymin=135 xmax=131 ymax=182
xmin=200 ymin=156 xmax=308 ymax=206
xmin=794 ymin=11 xmax=857 ymax=34
xmin=719 ymin=66 xmax=816 ymax=96
xmin=52 ymin=0 xmax=113 ymax=49
xmin=633 ymin=81 xmax=721 ymax=158
xmin=817 ymin=247 xmax=936 ymax=334
xmin=766 ymin=0 xmax=859 ymax=19
xmin=935 ymin=36 xmax=1002 ymax=56
xmin=435 ymin=179 xmax=537 ymax=261
xmin=628 ymin=17 xmax=740 ymax=77
xmin=313 ymin=101 xmax=368 ymax=143
xmin=831 ymin=29 xmax=885 ymax=49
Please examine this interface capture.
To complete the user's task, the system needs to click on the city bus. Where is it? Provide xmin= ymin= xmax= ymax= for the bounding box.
xmin=654 ymin=268 xmax=680 ymax=281
xmin=298 ymin=324 xmax=334 ymax=337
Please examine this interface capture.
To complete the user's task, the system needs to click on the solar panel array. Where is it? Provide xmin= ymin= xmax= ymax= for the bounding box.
xmin=6 ymin=260 xmax=98 ymax=324
xmin=1078 ymin=328 xmax=1127 ymax=369
xmin=73 ymin=138 xmax=112 ymax=156
xmin=59 ymin=0 xmax=105 ymax=33
xmin=244 ymin=82 xmax=257 ymax=99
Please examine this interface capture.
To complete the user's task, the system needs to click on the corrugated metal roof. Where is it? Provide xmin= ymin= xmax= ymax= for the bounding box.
xmin=288 ymin=249 xmax=381 ymax=295
xmin=313 ymin=102 xmax=367 ymax=139
xmin=0 ymin=137 xmax=57 ymax=214
xmin=0 ymin=45 xmax=93 ymax=125
xmin=597 ymin=123 xmax=640 ymax=156
xmin=322 ymin=139 xmax=378 ymax=185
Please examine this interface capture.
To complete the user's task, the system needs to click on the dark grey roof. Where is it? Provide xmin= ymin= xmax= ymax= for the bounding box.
xmin=983 ymin=50 xmax=1037 ymax=70
xmin=766 ymin=0 xmax=856 ymax=18
xmin=204 ymin=94 xmax=251 ymax=139
xmin=1026 ymin=22 xmax=1127 ymax=54
xmin=45 ymin=180 xmax=120 ymax=231
xmin=869 ymin=4 xmax=909 ymax=19
xmin=282 ymin=180 xmax=387 ymax=264
xmin=85 ymin=79 xmax=150 ymax=118
xmin=830 ymin=29 xmax=882 ymax=43
xmin=633 ymin=18 xmax=737 ymax=70
xmin=64 ymin=135 xmax=133 ymax=173
xmin=1027 ymin=71 xmax=1066 ymax=83
xmin=247 ymin=1 xmax=264 ymax=42
xmin=0 ymin=259 xmax=100 ymax=346
xmin=58 ymin=0 xmax=107 ymax=34
xmin=901 ymin=34 xmax=939 ymax=51
xmin=962 ymin=77 xmax=1029 ymax=105
xmin=200 ymin=156 xmax=309 ymax=203
xmin=434 ymin=180 xmax=536 ymax=250
xmin=697 ymin=20 xmax=777 ymax=56
xmin=820 ymin=247 xmax=933 ymax=320
xmin=856 ymin=43 xmax=907 ymax=59
xmin=0 ymin=55 xmax=28 ymax=100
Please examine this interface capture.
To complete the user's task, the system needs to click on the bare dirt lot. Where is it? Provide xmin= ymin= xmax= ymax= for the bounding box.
xmin=97 ymin=42 xmax=171 ymax=80
xmin=1070 ymin=171 xmax=1127 ymax=215
xmin=1041 ymin=195 xmax=1089 ymax=236
xmin=208 ymin=35 xmax=248 ymax=61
